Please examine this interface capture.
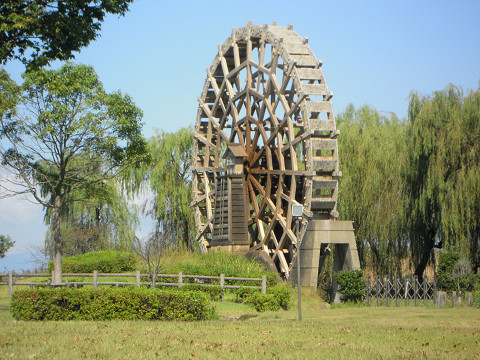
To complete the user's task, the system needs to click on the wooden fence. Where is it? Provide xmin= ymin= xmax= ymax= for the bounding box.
xmin=366 ymin=275 xmax=436 ymax=306
xmin=365 ymin=275 xmax=475 ymax=307
xmin=0 ymin=271 xmax=267 ymax=298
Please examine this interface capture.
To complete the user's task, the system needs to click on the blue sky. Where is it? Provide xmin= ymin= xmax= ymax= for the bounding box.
xmin=1 ymin=0 xmax=479 ymax=270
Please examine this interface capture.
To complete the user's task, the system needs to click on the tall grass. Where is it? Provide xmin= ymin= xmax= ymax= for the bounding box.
xmin=1 ymin=288 xmax=479 ymax=360
xmin=159 ymin=250 xmax=278 ymax=285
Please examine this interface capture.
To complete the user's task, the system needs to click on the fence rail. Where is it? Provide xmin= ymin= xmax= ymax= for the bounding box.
xmin=366 ymin=275 xmax=436 ymax=307
xmin=0 ymin=271 xmax=267 ymax=298
xmin=365 ymin=275 xmax=475 ymax=308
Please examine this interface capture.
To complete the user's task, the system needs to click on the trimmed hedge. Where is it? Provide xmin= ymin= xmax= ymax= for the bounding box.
xmin=236 ymin=287 xmax=259 ymax=304
xmin=10 ymin=287 xmax=216 ymax=321
xmin=235 ymin=285 xmax=291 ymax=312
xmin=176 ymin=284 xmax=223 ymax=301
xmin=47 ymin=251 xmax=136 ymax=273
xmin=250 ymin=294 xmax=280 ymax=312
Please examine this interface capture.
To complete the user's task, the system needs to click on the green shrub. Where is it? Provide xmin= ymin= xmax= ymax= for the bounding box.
xmin=437 ymin=252 xmax=476 ymax=292
xmin=267 ymin=285 xmax=291 ymax=310
xmin=334 ymin=269 xmax=366 ymax=303
xmin=472 ymin=292 xmax=480 ymax=308
xmin=236 ymin=284 xmax=291 ymax=311
xmin=437 ymin=251 xmax=460 ymax=291
xmin=177 ymin=284 xmax=223 ymax=301
xmin=47 ymin=251 xmax=136 ymax=273
xmin=10 ymin=287 xmax=216 ymax=321
xmin=235 ymin=287 xmax=260 ymax=303
xmin=249 ymin=294 xmax=280 ymax=312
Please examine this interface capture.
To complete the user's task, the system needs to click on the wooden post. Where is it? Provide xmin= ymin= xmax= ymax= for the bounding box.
xmin=136 ymin=270 xmax=140 ymax=288
xmin=8 ymin=271 xmax=13 ymax=296
xmin=376 ymin=275 xmax=381 ymax=306
xmin=51 ymin=271 xmax=54 ymax=286
xmin=366 ymin=276 xmax=371 ymax=306
xmin=413 ymin=275 xmax=418 ymax=306
xmin=386 ymin=275 xmax=390 ymax=307
xmin=220 ymin=274 xmax=225 ymax=301
xmin=467 ymin=292 xmax=472 ymax=307
xmin=93 ymin=270 xmax=98 ymax=289
xmin=452 ymin=291 xmax=456 ymax=308
xmin=436 ymin=291 xmax=446 ymax=308
xmin=404 ymin=279 xmax=408 ymax=307
xmin=178 ymin=272 xmax=183 ymax=288
xmin=261 ymin=275 xmax=267 ymax=294
xmin=423 ymin=275 xmax=428 ymax=305
xmin=395 ymin=275 xmax=399 ymax=307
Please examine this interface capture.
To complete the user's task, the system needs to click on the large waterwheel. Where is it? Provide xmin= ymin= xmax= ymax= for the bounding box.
xmin=192 ymin=22 xmax=354 ymax=282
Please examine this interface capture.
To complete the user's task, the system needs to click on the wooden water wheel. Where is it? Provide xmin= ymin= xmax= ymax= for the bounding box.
xmin=192 ymin=22 xmax=340 ymax=278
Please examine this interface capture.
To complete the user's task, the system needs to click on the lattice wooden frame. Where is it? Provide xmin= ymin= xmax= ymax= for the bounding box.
xmin=192 ymin=22 xmax=340 ymax=278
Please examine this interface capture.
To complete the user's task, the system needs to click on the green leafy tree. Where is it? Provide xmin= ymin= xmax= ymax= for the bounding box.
xmin=43 ymin=175 xmax=139 ymax=257
xmin=0 ymin=234 xmax=15 ymax=258
xmin=0 ymin=63 xmax=148 ymax=283
xmin=126 ymin=128 xmax=194 ymax=250
xmin=0 ymin=0 xmax=134 ymax=69
xmin=334 ymin=269 xmax=366 ymax=303
xmin=336 ymin=104 xmax=408 ymax=275
xmin=147 ymin=129 xmax=194 ymax=250
xmin=406 ymin=84 xmax=480 ymax=277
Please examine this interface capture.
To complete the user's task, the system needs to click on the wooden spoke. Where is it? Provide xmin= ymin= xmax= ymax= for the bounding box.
xmin=193 ymin=23 xmax=340 ymax=278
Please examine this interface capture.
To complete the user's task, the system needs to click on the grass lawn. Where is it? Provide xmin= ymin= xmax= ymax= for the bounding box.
xmin=0 ymin=286 xmax=479 ymax=359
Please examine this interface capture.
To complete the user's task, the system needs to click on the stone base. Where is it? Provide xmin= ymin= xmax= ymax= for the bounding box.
xmin=289 ymin=220 xmax=360 ymax=302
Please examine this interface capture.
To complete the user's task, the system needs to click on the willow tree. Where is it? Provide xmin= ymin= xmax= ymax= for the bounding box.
xmin=337 ymin=104 xmax=408 ymax=275
xmin=0 ymin=63 xmax=148 ymax=284
xmin=43 ymin=173 xmax=139 ymax=257
xmin=128 ymin=128 xmax=194 ymax=250
xmin=406 ymin=84 xmax=480 ymax=274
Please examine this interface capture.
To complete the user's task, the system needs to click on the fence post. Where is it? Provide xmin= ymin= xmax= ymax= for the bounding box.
xmin=93 ymin=270 xmax=98 ymax=289
xmin=404 ymin=278 xmax=408 ymax=306
xmin=423 ymin=275 xmax=428 ymax=305
xmin=385 ymin=276 xmax=391 ymax=307
xmin=366 ymin=276 xmax=371 ymax=306
xmin=8 ymin=271 xmax=13 ymax=296
xmin=452 ymin=291 xmax=456 ymax=308
xmin=413 ymin=275 xmax=418 ymax=306
xmin=467 ymin=292 xmax=472 ymax=307
xmin=261 ymin=275 xmax=267 ymax=294
xmin=395 ymin=275 xmax=399 ymax=307
xmin=376 ymin=275 xmax=381 ymax=306
xmin=220 ymin=274 xmax=225 ymax=301
xmin=136 ymin=270 xmax=140 ymax=288
xmin=178 ymin=272 xmax=183 ymax=288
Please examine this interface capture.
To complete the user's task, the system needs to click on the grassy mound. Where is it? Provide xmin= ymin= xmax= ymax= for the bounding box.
xmin=48 ymin=250 xmax=137 ymax=274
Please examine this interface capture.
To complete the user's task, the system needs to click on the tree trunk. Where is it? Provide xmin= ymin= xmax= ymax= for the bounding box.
xmin=414 ymin=236 xmax=435 ymax=282
xmin=52 ymin=195 xmax=63 ymax=285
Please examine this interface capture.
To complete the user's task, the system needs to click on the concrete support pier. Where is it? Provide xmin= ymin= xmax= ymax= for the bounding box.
xmin=290 ymin=220 xmax=360 ymax=301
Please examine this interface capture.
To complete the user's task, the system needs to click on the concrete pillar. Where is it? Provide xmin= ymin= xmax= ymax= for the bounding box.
xmin=289 ymin=220 xmax=360 ymax=302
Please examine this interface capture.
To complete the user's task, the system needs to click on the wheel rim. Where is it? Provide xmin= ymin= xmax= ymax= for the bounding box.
xmin=192 ymin=23 xmax=340 ymax=277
